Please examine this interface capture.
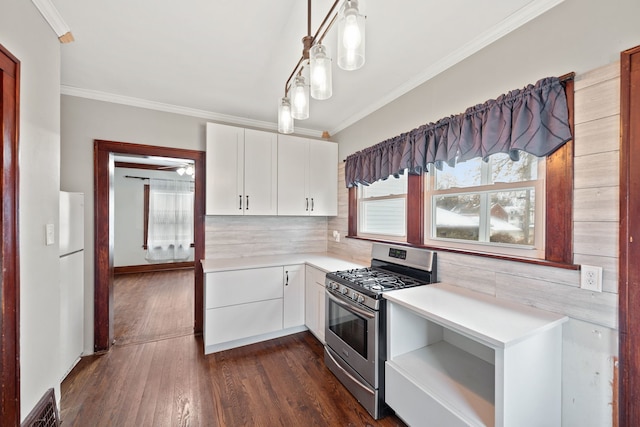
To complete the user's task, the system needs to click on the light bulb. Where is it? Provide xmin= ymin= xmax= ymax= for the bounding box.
xmin=176 ymin=167 xmax=185 ymax=176
xmin=343 ymin=13 xmax=361 ymax=50
xmin=185 ymin=165 xmax=194 ymax=176
xmin=310 ymin=43 xmax=332 ymax=100
xmin=291 ymin=75 xmax=309 ymax=120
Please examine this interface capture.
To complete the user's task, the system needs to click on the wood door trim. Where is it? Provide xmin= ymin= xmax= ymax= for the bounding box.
xmin=619 ymin=44 xmax=640 ymax=427
xmin=0 ymin=43 xmax=21 ymax=425
xmin=94 ymin=140 xmax=205 ymax=352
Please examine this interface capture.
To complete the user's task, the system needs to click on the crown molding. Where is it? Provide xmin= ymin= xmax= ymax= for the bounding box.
xmin=31 ymin=0 xmax=74 ymax=42
xmin=60 ymin=85 xmax=323 ymax=138
xmin=329 ymin=0 xmax=566 ymax=136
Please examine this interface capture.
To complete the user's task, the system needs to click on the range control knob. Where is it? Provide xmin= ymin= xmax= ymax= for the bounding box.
xmin=351 ymin=292 xmax=358 ymax=300
xmin=357 ymin=295 xmax=365 ymax=304
xmin=341 ymin=287 xmax=349 ymax=295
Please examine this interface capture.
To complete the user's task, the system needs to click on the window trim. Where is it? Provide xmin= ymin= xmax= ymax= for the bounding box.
xmin=347 ymin=75 xmax=576 ymax=269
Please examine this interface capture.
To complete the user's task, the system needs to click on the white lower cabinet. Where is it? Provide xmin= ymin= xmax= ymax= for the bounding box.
xmin=204 ymin=265 xmax=307 ymax=354
xmin=384 ymin=284 xmax=568 ymax=427
xmin=304 ymin=265 xmax=326 ymax=343
xmin=205 ymin=299 xmax=283 ymax=346
xmin=283 ymin=264 xmax=305 ymax=329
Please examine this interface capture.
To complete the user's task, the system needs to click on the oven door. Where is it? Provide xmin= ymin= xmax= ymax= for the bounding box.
xmin=325 ymin=290 xmax=378 ymax=388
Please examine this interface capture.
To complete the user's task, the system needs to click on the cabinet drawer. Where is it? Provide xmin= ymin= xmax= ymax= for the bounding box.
xmin=205 ymin=299 xmax=283 ymax=345
xmin=206 ymin=267 xmax=283 ymax=308
xmin=385 ymin=362 xmax=471 ymax=427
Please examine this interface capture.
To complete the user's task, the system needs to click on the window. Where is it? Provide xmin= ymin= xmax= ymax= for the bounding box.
xmin=347 ymin=76 xmax=574 ymax=266
xmin=425 ymin=153 xmax=545 ymax=258
xmin=143 ymin=179 xmax=195 ymax=262
xmin=357 ymin=173 xmax=407 ymax=239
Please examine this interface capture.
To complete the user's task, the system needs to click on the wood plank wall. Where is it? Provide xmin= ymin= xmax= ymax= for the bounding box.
xmin=202 ymin=62 xmax=620 ymax=330
xmin=327 ymin=62 xmax=620 ymax=330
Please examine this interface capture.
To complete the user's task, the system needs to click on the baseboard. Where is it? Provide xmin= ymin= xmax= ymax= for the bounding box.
xmin=114 ymin=262 xmax=195 ymax=275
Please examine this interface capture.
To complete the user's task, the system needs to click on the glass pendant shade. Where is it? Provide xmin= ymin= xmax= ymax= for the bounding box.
xmin=291 ymin=75 xmax=309 ymax=120
xmin=337 ymin=0 xmax=365 ymax=71
xmin=278 ymin=97 xmax=294 ymax=134
xmin=310 ymin=43 xmax=333 ymax=100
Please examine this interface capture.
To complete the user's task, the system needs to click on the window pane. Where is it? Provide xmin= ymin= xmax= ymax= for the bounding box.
xmin=361 ymin=199 xmax=406 ymax=236
xmin=489 ymin=189 xmax=535 ymax=245
xmin=435 ymin=158 xmax=482 ymax=189
xmin=490 ymin=152 xmax=538 ymax=183
xmin=361 ymin=174 xmax=407 ymax=198
xmin=434 ymin=194 xmax=480 ymax=241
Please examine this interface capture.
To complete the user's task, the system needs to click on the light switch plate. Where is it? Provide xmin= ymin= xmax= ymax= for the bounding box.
xmin=580 ymin=265 xmax=603 ymax=292
xmin=45 ymin=223 xmax=55 ymax=246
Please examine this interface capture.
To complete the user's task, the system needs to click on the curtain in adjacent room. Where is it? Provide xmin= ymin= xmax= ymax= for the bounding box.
xmin=145 ymin=178 xmax=194 ymax=262
xmin=344 ymin=76 xmax=572 ymax=187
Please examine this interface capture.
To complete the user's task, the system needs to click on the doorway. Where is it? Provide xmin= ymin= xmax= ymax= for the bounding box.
xmin=94 ymin=140 xmax=205 ymax=352
xmin=0 ymin=43 xmax=21 ymax=424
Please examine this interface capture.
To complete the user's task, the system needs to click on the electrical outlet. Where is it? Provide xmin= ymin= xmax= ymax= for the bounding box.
xmin=580 ymin=265 xmax=603 ymax=292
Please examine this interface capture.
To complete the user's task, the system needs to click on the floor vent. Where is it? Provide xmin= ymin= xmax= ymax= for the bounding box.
xmin=21 ymin=388 xmax=60 ymax=427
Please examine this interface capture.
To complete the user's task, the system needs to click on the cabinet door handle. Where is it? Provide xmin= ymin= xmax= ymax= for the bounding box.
xmin=306 ymin=198 xmax=309 ymax=211
xmin=285 ymin=271 xmax=289 ymax=286
xmin=239 ymin=195 xmax=242 ymax=210
xmin=311 ymin=198 xmax=314 ymax=211
xmin=246 ymin=195 xmax=249 ymax=210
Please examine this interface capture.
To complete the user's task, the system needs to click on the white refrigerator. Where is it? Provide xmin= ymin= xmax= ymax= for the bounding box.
xmin=59 ymin=191 xmax=85 ymax=379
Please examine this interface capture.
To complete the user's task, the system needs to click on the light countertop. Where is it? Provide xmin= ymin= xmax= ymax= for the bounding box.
xmin=384 ymin=282 xmax=568 ymax=348
xmin=201 ymin=252 xmax=366 ymax=274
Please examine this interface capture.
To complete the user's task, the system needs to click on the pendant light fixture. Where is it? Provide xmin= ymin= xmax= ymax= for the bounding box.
xmin=310 ymin=43 xmax=332 ymax=100
xmin=277 ymin=0 xmax=367 ymax=134
xmin=338 ymin=0 xmax=365 ymax=70
xmin=278 ymin=97 xmax=294 ymax=134
xmin=291 ymin=74 xmax=310 ymax=120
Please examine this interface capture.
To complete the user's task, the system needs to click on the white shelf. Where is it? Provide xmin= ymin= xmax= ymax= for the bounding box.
xmin=388 ymin=341 xmax=495 ymax=426
xmin=384 ymin=284 xmax=568 ymax=427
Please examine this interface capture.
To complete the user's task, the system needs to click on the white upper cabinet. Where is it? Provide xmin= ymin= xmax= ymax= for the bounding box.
xmin=206 ymin=123 xmax=278 ymax=215
xmin=278 ymin=135 xmax=338 ymax=216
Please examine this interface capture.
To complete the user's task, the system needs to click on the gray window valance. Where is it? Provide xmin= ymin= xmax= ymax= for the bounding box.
xmin=344 ymin=76 xmax=572 ymax=188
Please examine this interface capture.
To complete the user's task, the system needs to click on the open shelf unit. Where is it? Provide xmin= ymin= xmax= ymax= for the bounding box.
xmin=384 ymin=283 xmax=568 ymax=427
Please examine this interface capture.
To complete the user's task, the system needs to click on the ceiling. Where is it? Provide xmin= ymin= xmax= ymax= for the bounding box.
xmin=53 ymin=0 xmax=564 ymax=137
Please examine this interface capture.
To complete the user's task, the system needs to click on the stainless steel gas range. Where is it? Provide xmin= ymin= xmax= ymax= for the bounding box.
xmin=324 ymin=243 xmax=437 ymax=419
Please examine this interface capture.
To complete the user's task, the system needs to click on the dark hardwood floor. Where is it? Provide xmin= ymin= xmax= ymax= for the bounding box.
xmin=60 ymin=270 xmax=407 ymax=426
xmin=113 ymin=269 xmax=195 ymax=346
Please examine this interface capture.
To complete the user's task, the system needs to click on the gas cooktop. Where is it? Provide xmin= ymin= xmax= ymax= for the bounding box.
xmin=329 ymin=267 xmax=429 ymax=293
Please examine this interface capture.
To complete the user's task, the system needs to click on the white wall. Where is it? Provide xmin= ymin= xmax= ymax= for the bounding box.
xmin=60 ymin=98 xmax=207 ymax=353
xmin=0 ymin=0 xmax=63 ymax=419
xmin=330 ymin=0 xmax=640 ymax=424
xmin=335 ymin=0 xmax=640 ymax=160
xmin=60 ymin=98 xmax=331 ymax=351
xmin=114 ymin=167 xmax=195 ymax=266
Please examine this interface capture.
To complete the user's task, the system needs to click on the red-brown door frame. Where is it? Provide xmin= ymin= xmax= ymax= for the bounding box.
xmin=0 ymin=43 xmax=21 ymax=425
xmin=94 ymin=140 xmax=205 ymax=352
xmin=619 ymin=45 xmax=640 ymax=427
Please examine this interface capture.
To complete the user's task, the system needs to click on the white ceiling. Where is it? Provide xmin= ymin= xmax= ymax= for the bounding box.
xmin=53 ymin=0 xmax=564 ymax=137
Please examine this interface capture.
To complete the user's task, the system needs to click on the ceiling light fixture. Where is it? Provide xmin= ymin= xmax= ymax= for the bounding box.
xmin=277 ymin=0 xmax=366 ymax=134
xmin=176 ymin=165 xmax=194 ymax=177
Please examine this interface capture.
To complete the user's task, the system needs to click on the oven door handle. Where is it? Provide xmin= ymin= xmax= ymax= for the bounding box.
xmin=326 ymin=347 xmax=375 ymax=395
xmin=326 ymin=291 xmax=375 ymax=320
